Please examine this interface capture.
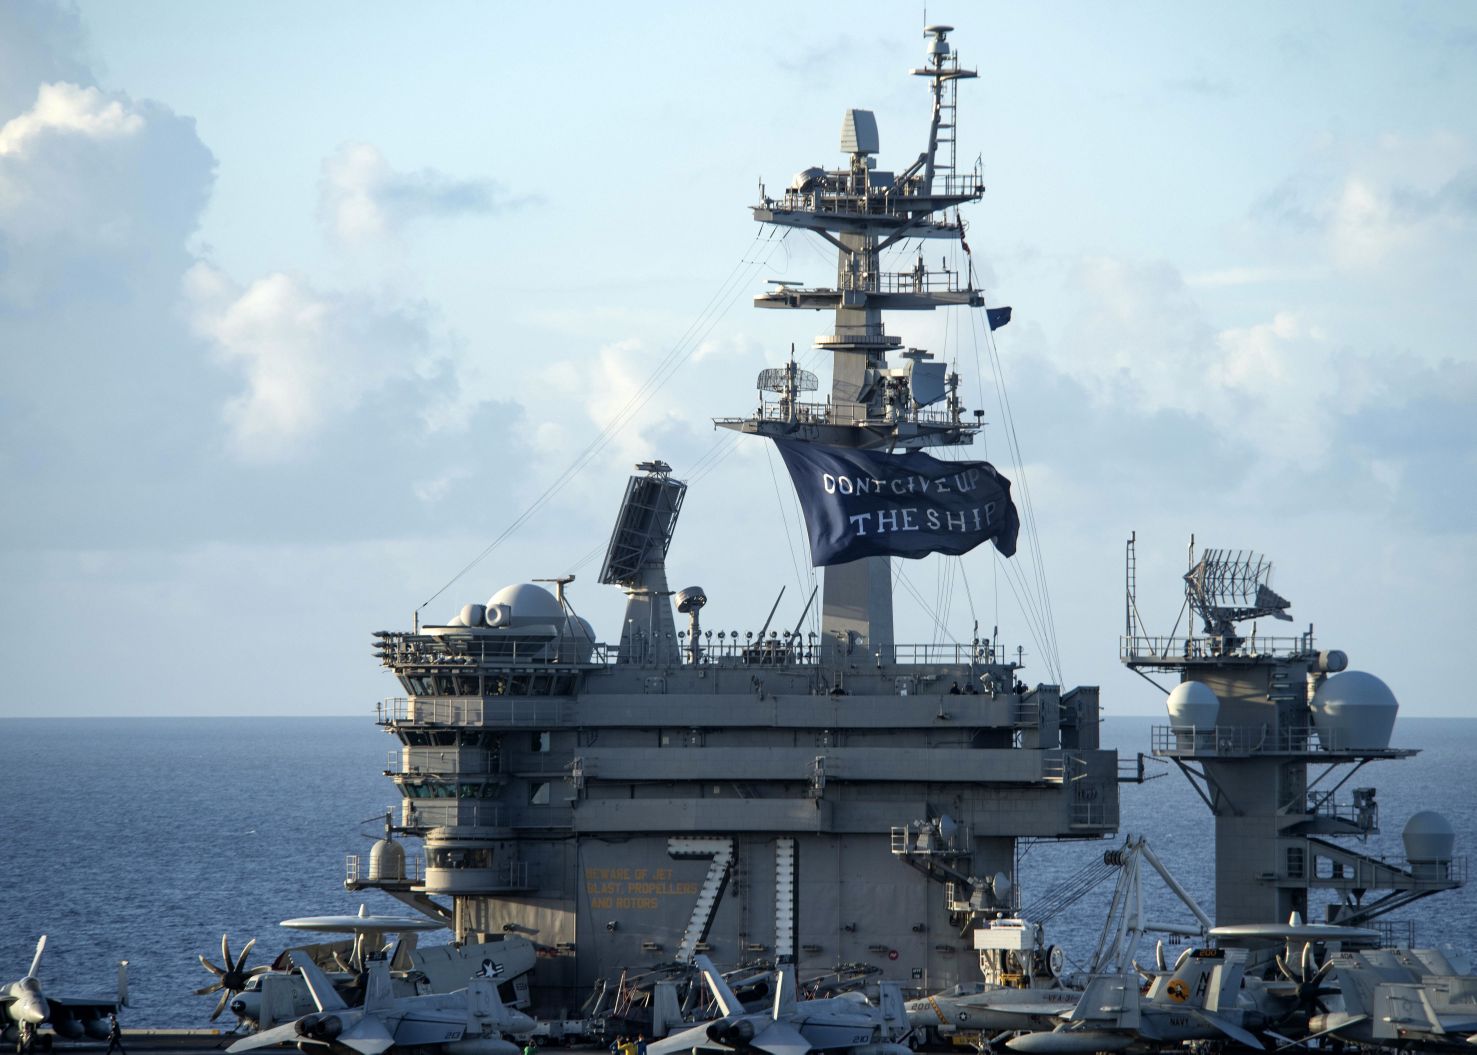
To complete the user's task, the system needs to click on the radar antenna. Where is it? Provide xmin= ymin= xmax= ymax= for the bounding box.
xmin=1184 ymin=547 xmax=1293 ymax=644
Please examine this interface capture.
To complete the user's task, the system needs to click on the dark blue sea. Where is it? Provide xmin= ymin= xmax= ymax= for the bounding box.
xmin=1 ymin=715 xmax=1473 ymax=1026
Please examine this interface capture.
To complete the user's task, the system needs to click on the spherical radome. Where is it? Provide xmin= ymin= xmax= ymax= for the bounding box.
xmin=485 ymin=583 xmax=564 ymax=625
xmin=1166 ymin=680 xmax=1219 ymax=728
xmin=1309 ymin=671 xmax=1398 ymax=750
xmin=1403 ymin=811 xmax=1455 ymax=863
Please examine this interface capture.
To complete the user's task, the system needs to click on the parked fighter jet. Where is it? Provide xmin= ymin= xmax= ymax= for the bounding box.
xmin=649 ymin=956 xmax=911 ymax=1055
xmin=1005 ymin=948 xmax=1268 ymax=1054
xmin=227 ymin=950 xmax=534 ymax=1055
xmin=1292 ymin=947 xmax=1477 ymax=1051
xmin=906 ymin=983 xmax=1082 ymax=1038
xmin=2 ymin=937 xmax=128 ymax=1050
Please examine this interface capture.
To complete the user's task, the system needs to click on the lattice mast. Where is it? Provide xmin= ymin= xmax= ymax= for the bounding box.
xmin=728 ymin=26 xmax=989 ymax=657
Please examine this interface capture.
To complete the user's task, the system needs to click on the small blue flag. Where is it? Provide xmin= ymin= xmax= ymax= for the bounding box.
xmin=987 ymin=306 xmax=1012 ymax=330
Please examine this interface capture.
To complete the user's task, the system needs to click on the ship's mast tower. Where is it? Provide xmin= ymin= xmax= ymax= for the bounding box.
xmin=724 ymin=25 xmax=989 ymax=657
xmin=1123 ymin=539 xmax=1463 ymax=929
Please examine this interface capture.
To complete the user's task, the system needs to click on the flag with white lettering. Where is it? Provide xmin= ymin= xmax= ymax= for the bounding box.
xmin=773 ymin=440 xmax=1020 ymax=566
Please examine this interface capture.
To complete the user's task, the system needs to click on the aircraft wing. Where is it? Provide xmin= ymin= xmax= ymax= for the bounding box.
xmin=337 ymin=1014 xmax=396 ymax=1055
xmin=1188 ymin=1009 xmax=1264 ymax=1050
xmin=227 ymin=1020 xmax=314 ymax=1053
xmin=646 ymin=1019 xmax=718 ymax=1055
xmin=752 ymin=1019 xmax=811 ymax=1055
xmin=392 ymin=1008 xmax=468 ymax=1047
xmin=45 ymin=994 xmax=121 ymax=1012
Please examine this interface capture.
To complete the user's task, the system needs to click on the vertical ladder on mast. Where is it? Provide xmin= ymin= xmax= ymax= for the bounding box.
xmin=935 ymin=76 xmax=959 ymax=182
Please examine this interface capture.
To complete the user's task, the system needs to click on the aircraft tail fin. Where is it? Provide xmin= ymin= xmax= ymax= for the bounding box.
xmin=118 ymin=960 xmax=130 ymax=1008
xmin=1067 ymin=974 xmax=1140 ymax=1029
xmin=877 ymin=981 xmax=909 ymax=1040
xmin=651 ymin=981 xmax=682 ymax=1038
xmin=362 ymin=957 xmax=395 ymax=1014
xmin=28 ymin=935 xmax=47 ymax=979
xmin=694 ymin=955 xmax=742 ymax=1018
xmin=290 ymin=951 xmax=348 ymax=1013
xmin=772 ymin=965 xmax=797 ymax=1019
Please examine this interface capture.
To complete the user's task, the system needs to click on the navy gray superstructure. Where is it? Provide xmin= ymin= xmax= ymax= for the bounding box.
xmin=349 ymin=27 xmax=1121 ymax=1016
xmin=1122 ymin=536 xmax=1464 ymax=931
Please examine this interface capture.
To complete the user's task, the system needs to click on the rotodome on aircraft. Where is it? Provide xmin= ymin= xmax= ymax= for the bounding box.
xmin=227 ymin=950 xmax=534 ymax=1055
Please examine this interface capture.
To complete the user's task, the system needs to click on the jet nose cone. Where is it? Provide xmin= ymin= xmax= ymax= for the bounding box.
xmin=16 ymin=997 xmax=48 ymax=1024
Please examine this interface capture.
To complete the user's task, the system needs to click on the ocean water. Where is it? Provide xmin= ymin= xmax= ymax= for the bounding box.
xmin=1 ymin=714 xmax=1473 ymax=1027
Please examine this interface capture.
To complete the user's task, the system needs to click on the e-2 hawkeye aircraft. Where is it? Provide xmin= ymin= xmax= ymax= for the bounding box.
xmin=227 ymin=948 xmax=535 ymax=1055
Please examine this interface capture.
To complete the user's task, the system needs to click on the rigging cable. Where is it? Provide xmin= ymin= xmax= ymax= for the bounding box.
xmin=968 ymin=300 xmax=1065 ymax=683
xmin=419 ymin=227 xmax=787 ymax=613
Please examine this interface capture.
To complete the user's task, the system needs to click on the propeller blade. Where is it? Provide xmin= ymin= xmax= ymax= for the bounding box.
xmin=1300 ymin=943 xmax=1314 ymax=982
xmin=193 ymin=983 xmax=223 ymax=997
xmin=1274 ymin=955 xmax=1293 ymax=983
xmin=211 ymin=989 xmax=232 ymax=1021
xmin=221 ymin=934 xmax=232 ymax=972
xmin=200 ymin=954 xmax=226 ymax=978
xmin=234 ymin=937 xmax=257 ymax=973
xmin=1154 ymin=940 xmax=1167 ymax=972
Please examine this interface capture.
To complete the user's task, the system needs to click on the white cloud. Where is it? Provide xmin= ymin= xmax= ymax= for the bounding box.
xmin=0 ymin=82 xmax=141 ymax=155
xmin=186 ymin=263 xmax=440 ymax=461
xmin=317 ymin=141 xmax=525 ymax=247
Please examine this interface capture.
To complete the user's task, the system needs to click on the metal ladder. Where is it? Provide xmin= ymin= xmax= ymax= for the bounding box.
xmin=774 ymin=838 xmax=796 ymax=959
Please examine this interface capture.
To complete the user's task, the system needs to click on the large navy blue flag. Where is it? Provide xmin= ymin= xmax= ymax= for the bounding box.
xmin=773 ymin=440 xmax=1020 ymax=566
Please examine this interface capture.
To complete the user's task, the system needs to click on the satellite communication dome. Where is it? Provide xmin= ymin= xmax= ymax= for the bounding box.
xmin=459 ymin=603 xmax=487 ymax=628
xmin=367 ymin=837 xmax=406 ymax=882
xmin=1166 ymin=681 xmax=1219 ymax=729
xmin=485 ymin=583 xmax=564 ymax=626
xmin=1403 ymin=811 xmax=1456 ymax=864
xmin=1309 ymin=671 xmax=1398 ymax=750
xmin=564 ymin=615 xmax=597 ymax=662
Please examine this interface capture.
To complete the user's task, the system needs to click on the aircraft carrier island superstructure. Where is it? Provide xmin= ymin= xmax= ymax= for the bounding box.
xmin=349 ymin=28 xmax=1121 ymax=1016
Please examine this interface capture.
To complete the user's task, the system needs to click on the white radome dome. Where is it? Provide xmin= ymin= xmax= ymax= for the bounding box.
xmin=1403 ymin=811 xmax=1455 ymax=863
xmin=1309 ymin=671 xmax=1398 ymax=750
xmin=484 ymin=583 xmax=564 ymax=626
xmin=1166 ymin=680 xmax=1220 ymax=729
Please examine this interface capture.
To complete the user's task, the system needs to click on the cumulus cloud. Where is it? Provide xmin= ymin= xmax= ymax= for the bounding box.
xmin=0 ymin=81 xmax=141 ymax=154
xmin=0 ymin=84 xmax=212 ymax=306
xmin=318 ymin=142 xmax=528 ymax=246
xmin=1253 ymin=132 xmax=1477 ymax=271
xmin=0 ymin=2 xmax=92 ymax=119
xmin=185 ymin=263 xmax=443 ymax=461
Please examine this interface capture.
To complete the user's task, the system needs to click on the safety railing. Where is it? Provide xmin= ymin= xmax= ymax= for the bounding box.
xmin=1153 ymin=723 xmax=1405 ymax=757
xmin=1121 ymin=633 xmax=1316 ymax=663
xmin=344 ymin=852 xmax=424 ymax=886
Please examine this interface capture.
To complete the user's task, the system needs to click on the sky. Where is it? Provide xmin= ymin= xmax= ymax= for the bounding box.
xmin=1 ymin=1 xmax=1474 ymax=719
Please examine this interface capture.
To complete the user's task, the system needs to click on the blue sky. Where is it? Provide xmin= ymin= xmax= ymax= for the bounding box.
xmin=2 ymin=2 xmax=1474 ymax=718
